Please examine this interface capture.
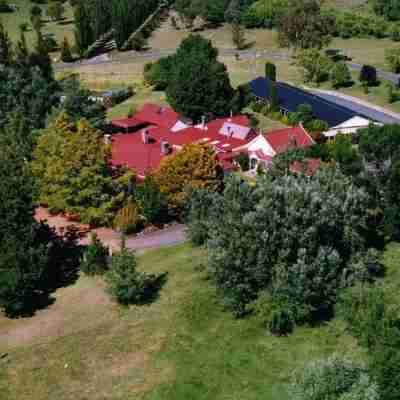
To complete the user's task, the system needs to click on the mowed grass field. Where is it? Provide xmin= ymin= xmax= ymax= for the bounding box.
xmin=0 ymin=0 xmax=74 ymax=51
xmin=1 ymin=242 xmax=399 ymax=400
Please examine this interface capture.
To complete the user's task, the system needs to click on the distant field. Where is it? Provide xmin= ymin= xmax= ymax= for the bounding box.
xmin=0 ymin=0 xmax=74 ymax=53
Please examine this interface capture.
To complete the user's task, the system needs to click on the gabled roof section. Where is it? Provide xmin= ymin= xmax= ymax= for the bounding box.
xmin=219 ymin=122 xmax=252 ymax=140
xmin=250 ymin=77 xmax=357 ymax=127
xmin=265 ymin=126 xmax=314 ymax=154
xmin=134 ymin=103 xmax=181 ymax=129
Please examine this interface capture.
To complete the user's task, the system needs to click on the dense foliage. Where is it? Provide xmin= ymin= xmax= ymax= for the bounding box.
xmin=0 ymin=134 xmax=81 ymax=317
xmin=31 ymin=113 xmax=134 ymax=226
xmin=73 ymin=0 xmax=160 ymax=54
xmin=80 ymin=233 xmax=109 ymax=275
xmin=187 ymin=169 xmax=381 ymax=319
xmin=290 ymin=355 xmax=379 ymax=400
xmin=277 ymin=0 xmax=334 ymax=49
xmin=155 ymin=143 xmax=223 ymax=216
xmin=105 ymin=244 xmax=166 ymax=305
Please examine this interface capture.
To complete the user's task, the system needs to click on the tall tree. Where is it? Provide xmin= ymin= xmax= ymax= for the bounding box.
xmin=74 ymin=1 xmax=94 ymax=57
xmin=166 ymin=35 xmax=235 ymax=121
xmin=277 ymin=0 xmax=335 ymax=49
xmin=31 ymin=113 xmax=134 ymax=226
xmin=0 ymin=21 xmax=13 ymax=66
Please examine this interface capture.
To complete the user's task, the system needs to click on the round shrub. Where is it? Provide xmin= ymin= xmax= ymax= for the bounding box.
xmin=105 ymin=246 xmax=165 ymax=305
xmin=80 ymin=233 xmax=109 ymax=275
xmin=269 ymin=307 xmax=294 ymax=336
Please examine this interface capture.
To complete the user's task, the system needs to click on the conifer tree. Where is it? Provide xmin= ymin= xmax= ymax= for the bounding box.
xmin=74 ymin=1 xmax=94 ymax=57
xmin=0 ymin=21 xmax=13 ymax=66
xmin=60 ymin=36 xmax=73 ymax=62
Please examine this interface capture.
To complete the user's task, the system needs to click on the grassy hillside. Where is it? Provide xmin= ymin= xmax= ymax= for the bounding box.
xmin=2 ymin=242 xmax=399 ymax=400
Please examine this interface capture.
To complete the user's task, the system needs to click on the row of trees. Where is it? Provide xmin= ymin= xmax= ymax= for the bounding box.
xmin=144 ymin=34 xmax=252 ymax=121
xmin=0 ymin=23 xmax=110 ymax=317
xmin=74 ymin=0 xmax=160 ymax=56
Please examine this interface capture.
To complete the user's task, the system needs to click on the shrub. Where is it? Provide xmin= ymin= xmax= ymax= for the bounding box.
xmin=265 ymin=61 xmax=277 ymax=81
xmin=60 ymin=37 xmax=73 ymax=62
xmin=269 ymin=306 xmax=294 ymax=336
xmin=330 ymin=61 xmax=352 ymax=88
xmin=390 ymin=25 xmax=400 ymax=41
xmin=80 ymin=233 xmax=109 ymax=276
xmin=290 ymin=354 xmax=379 ymax=400
xmin=337 ymin=283 xmax=397 ymax=349
xmin=296 ymin=48 xmax=332 ymax=84
xmin=359 ymin=65 xmax=378 ymax=86
xmin=385 ymin=48 xmax=400 ymax=73
xmin=369 ymin=335 xmax=400 ymax=400
xmin=105 ymin=245 xmax=166 ymax=305
xmin=134 ymin=175 xmax=168 ymax=225
xmin=186 ymin=188 xmax=222 ymax=246
xmin=114 ymin=200 xmax=143 ymax=235
xmin=236 ymin=152 xmax=250 ymax=171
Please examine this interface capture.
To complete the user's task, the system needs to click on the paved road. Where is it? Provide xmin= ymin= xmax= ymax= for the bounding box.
xmin=310 ymin=89 xmax=400 ymax=124
xmin=122 ymin=224 xmax=186 ymax=253
xmin=54 ymin=49 xmax=291 ymax=70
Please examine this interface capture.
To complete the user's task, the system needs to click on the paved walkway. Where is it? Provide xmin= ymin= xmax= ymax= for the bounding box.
xmin=310 ymin=89 xmax=400 ymax=124
xmin=35 ymin=208 xmax=186 ymax=253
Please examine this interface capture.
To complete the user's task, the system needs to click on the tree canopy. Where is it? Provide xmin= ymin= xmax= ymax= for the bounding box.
xmin=154 ymin=143 xmax=223 ymax=215
xmin=31 ymin=113 xmax=134 ymax=226
xmin=277 ymin=0 xmax=334 ymax=49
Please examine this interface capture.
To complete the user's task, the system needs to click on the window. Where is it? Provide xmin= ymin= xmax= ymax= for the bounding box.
xmin=250 ymin=158 xmax=258 ymax=170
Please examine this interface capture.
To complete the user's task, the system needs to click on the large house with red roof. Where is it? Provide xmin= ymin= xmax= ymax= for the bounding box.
xmin=110 ymin=103 xmax=316 ymax=179
xmin=237 ymin=125 xmax=315 ymax=171
xmin=110 ymin=104 xmax=257 ymax=179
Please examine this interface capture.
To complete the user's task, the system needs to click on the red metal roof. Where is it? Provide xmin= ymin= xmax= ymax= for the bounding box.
xmin=111 ymin=117 xmax=147 ymax=130
xmin=110 ymin=114 xmax=254 ymax=176
xmin=265 ymin=126 xmax=314 ymax=154
xmin=290 ymin=158 xmax=321 ymax=176
xmin=133 ymin=103 xmax=180 ymax=129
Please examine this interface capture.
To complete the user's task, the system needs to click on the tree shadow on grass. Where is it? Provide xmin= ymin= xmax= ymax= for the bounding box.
xmin=4 ymin=224 xmax=83 ymax=319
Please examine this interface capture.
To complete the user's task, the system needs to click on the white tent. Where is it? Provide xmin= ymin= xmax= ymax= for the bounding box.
xmin=323 ymin=116 xmax=380 ymax=138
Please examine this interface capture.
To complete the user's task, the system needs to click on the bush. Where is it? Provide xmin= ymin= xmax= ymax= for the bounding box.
xmin=369 ymin=336 xmax=400 ymax=400
xmin=114 ymin=200 xmax=143 ymax=235
xmin=290 ymin=354 xmax=379 ymax=400
xmin=80 ymin=233 xmax=109 ymax=276
xmin=385 ymin=48 xmax=400 ymax=73
xmin=390 ymin=25 xmax=400 ymax=41
xmin=134 ymin=175 xmax=167 ymax=225
xmin=330 ymin=61 xmax=352 ymax=89
xmin=186 ymin=188 xmax=222 ymax=246
xmin=105 ymin=245 xmax=166 ymax=305
xmin=265 ymin=61 xmax=277 ymax=81
xmin=337 ymin=283 xmax=397 ymax=349
xmin=269 ymin=306 xmax=294 ymax=336
xmin=359 ymin=65 xmax=378 ymax=86
xmin=236 ymin=152 xmax=250 ymax=171
xmin=60 ymin=36 xmax=73 ymax=62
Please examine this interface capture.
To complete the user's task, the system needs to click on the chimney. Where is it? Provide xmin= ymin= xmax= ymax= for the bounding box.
xmin=103 ymin=134 xmax=111 ymax=145
xmin=160 ymin=140 xmax=170 ymax=155
xmin=201 ymin=115 xmax=206 ymax=130
xmin=142 ymin=129 xmax=149 ymax=144
xmin=228 ymin=110 xmax=233 ymax=121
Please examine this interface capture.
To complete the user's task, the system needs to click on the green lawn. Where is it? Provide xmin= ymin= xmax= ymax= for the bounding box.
xmin=0 ymin=0 xmax=74 ymax=53
xmin=5 ymin=241 xmax=399 ymax=400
